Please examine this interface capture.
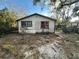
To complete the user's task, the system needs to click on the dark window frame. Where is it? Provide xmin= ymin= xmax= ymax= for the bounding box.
xmin=21 ymin=21 xmax=32 ymax=28
xmin=26 ymin=21 xmax=32 ymax=27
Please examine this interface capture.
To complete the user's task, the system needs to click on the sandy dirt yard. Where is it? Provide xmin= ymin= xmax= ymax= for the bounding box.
xmin=0 ymin=33 xmax=60 ymax=59
xmin=0 ymin=33 xmax=79 ymax=59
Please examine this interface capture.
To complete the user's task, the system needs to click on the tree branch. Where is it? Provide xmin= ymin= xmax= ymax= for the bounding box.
xmin=61 ymin=0 xmax=79 ymax=7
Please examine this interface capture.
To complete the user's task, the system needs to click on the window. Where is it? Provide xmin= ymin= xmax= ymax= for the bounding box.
xmin=21 ymin=21 xmax=32 ymax=28
xmin=26 ymin=21 xmax=32 ymax=27
xmin=41 ymin=21 xmax=49 ymax=29
xmin=21 ymin=21 xmax=26 ymax=28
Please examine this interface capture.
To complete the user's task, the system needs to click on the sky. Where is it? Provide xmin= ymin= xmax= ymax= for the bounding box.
xmin=0 ymin=0 xmax=79 ymax=22
xmin=0 ymin=0 xmax=50 ymax=18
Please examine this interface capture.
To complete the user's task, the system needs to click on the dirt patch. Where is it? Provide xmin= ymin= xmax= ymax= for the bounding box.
xmin=0 ymin=33 xmax=60 ymax=59
xmin=0 ymin=33 xmax=79 ymax=59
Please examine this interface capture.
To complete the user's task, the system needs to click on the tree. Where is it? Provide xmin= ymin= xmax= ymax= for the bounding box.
xmin=33 ymin=0 xmax=79 ymax=8
xmin=0 ymin=7 xmax=17 ymax=34
xmin=33 ymin=0 xmax=79 ymax=24
xmin=73 ymin=5 xmax=79 ymax=17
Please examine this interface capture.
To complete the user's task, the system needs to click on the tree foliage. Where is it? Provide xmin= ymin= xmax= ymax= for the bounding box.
xmin=33 ymin=0 xmax=79 ymax=8
xmin=73 ymin=6 xmax=79 ymax=17
xmin=0 ymin=8 xmax=17 ymax=35
xmin=33 ymin=0 xmax=79 ymax=22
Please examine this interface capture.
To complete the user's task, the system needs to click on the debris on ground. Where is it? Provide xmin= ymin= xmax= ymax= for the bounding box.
xmin=0 ymin=33 xmax=79 ymax=59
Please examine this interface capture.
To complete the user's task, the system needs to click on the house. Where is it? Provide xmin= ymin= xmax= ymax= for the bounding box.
xmin=71 ymin=20 xmax=79 ymax=33
xmin=16 ymin=13 xmax=56 ymax=33
xmin=71 ymin=20 xmax=79 ymax=28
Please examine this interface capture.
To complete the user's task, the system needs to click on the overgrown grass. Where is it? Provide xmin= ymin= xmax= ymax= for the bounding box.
xmin=2 ymin=44 xmax=17 ymax=55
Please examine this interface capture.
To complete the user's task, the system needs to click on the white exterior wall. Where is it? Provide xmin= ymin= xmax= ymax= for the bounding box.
xmin=17 ymin=15 xmax=55 ymax=33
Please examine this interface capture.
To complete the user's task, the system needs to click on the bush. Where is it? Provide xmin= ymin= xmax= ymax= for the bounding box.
xmin=61 ymin=25 xmax=79 ymax=33
xmin=0 ymin=27 xmax=17 ymax=37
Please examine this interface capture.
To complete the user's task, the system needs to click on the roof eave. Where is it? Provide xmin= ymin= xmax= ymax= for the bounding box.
xmin=16 ymin=13 xmax=56 ymax=21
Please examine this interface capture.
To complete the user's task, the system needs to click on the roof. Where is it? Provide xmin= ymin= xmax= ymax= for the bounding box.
xmin=16 ymin=13 xmax=56 ymax=21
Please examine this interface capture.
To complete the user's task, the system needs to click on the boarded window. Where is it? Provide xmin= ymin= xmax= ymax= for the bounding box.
xmin=21 ymin=21 xmax=32 ymax=28
xmin=41 ymin=21 xmax=49 ymax=29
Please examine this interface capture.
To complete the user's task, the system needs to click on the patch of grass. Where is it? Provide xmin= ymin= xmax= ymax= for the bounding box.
xmin=56 ymin=29 xmax=62 ymax=32
xmin=2 ymin=44 xmax=18 ymax=55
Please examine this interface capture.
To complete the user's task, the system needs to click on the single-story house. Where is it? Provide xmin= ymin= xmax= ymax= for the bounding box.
xmin=71 ymin=21 xmax=79 ymax=28
xmin=16 ymin=13 xmax=56 ymax=33
xmin=71 ymin=21 xmax=79 ymax=33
